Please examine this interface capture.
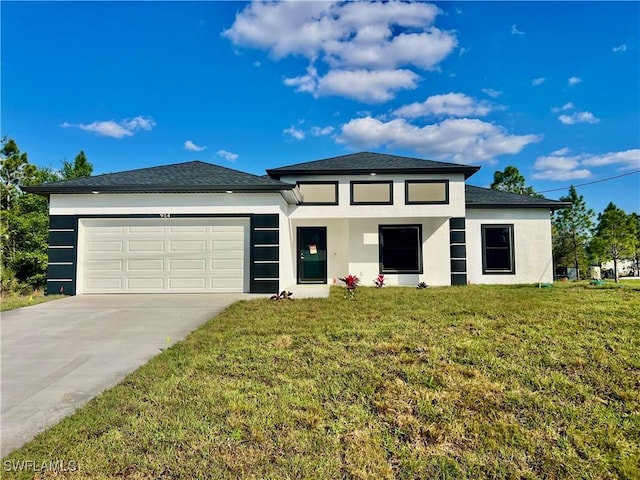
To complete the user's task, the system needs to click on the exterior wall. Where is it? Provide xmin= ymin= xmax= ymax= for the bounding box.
xmin=289 ymin=217 xmax=451 ymax=287
xmin=466 ymin=208 xmax=554 ymax=284
xmin=281 ymin=173 xmax=466 ymax=219
xmin=278 ymin=198 xmax=296 ymax=289
xmin=49 ymin=192 xmax=283 ymax=215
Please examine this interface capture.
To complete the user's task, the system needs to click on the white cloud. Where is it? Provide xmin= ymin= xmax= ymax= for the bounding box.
xmin=533 ymin=153 xmax=591 ymax=181
xmin=568 ymin=76 xmax=582 ymax=86
xmin=531 ymin=77 xmax=546 ymax=86
xmin=286 ymin=68 xmax=420 ymax=103
xmin=481 ymin=88 xmax=502 ymax=98
xmin=284 ymin=66 xmax=319 ymax=94
xmin=612 ymin=44 xmax=627 ymax=53
xmin=122 ymin=116 xmax=155 ymax=131
xmin=60 ymin=116 xmax=155 ymax=138
xmin=184 ymin=140 xmax=206 ymax=152
xmin=551 ymin=147 xmax=570 ymax=156
xmin=224 ymin=1 xmax=457 ymax=102
xmin=253 ymin=60 xmax=261 ymax=67
xmin=216 ymin=149 xmax=239 ymax=162
xmin=533 ymin=148 xmax=640 ymax=181
xmin=558 ymin=111 xmax=600 ymax=125
xmin=283 ymin=126 xmax=305 ymax=141
xmin=581 ymin=149 xmax=640 ymax=170
xmin=551 ymin=102 xmax=575 ymax=113
xmin=311 ymin=126 xmax=335 ymax=137
xmin=393 ymin=92 xmax=493 ymax=119
xmin=338 ymin=116 xmax=540 ymax=163
xmin=511 ymin=24 xmax=525 ymax=35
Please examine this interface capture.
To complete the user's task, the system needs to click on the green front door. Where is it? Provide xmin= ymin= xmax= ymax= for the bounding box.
xmin=297 ymin=227 xmax=327 ymax=284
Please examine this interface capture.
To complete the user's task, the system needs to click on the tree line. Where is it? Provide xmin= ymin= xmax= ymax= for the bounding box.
xmin=1 ymin=137 xmax=93 ymax=294
xmin=491 ymin=166 xmax=639 ymax=282
xmin=1 ymin=138 xmax=638 ymax=295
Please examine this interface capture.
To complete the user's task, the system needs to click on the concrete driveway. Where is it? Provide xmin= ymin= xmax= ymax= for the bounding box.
xmin=1 ymin=293 xmax=253 ymax=457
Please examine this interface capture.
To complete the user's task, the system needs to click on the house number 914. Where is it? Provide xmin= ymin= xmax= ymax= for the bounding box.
xmin=159 ymin=213 xmax=171 ymax=218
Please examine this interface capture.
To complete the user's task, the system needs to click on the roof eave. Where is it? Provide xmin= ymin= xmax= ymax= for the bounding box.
xmin=22 ymin=184 xmax=294 ymax=195
xmin=466 ymin=202 xmax=571 ymax=211
xmin=267 ymin=166 xmax=480 ymax=180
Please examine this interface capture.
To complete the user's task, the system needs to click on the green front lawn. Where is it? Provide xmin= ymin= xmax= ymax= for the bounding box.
xmin=4 ymin=284 xmax=639 ymax=479
xmin=1 ymin=294 xmax=65 ymax=312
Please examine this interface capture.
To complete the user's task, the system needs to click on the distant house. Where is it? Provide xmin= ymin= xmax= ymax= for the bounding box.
xmin=601 ymin=259 xmax=637 ymax=277
xmin=24 ymin=152 xmax=568 ymax=295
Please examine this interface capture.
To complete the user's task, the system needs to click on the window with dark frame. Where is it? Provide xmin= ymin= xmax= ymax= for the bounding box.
xmin=297 ymin=182 xmax=339 ymax=205
xmin=481 ymin=224 xmax=515 ymax=274
xmin=350 ymin=181 xmax=393 ymax=205
xmin=379 ymin=224 xmax=423 ymax=274
xmin=405 ymin=180 xmax=449 ymax=204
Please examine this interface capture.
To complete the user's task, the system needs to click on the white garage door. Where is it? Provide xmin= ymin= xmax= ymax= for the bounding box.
xmin=78 ymin=218 xmax=249 ymax=294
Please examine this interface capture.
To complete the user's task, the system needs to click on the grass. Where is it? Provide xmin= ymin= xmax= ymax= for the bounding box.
xmin=3 ymin=283 xmax=639 ymax=479
xmin=0 ymin=293 xmax=65 ymax=312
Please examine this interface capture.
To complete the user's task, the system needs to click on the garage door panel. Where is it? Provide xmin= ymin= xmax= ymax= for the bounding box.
xmin=86 ymin=260 xmax=123 ymax=271
xmin=88 ymin=241 xmax=123 ymax=253
xmin=86 ymin=225 xmax=124 ymax=234
xmin=169 ymin=259 xmax=207 ymax=271
xmin=169 ymin=240 xmax=206 ymax=252
xmin=212 ymin=240 xmax=244 ymax=251
xmin=211 ymin=258 xmax=243 ymax=269
xmin=129 ymin=225 xmax=164 ymax=233
xmin=86 ymin=278 xmax=122 ymax=290
xmin=211 ymin=250 xmax=243 ymax=260
xmin=211 ymin=226 xmax=244 ymax=238
xmin=128 ymin=278 xmax=164 ymax=289
xmin=169 ymin=225 xmax=207 ymax=233
xmin=169 ymin=278 xmax=206 ymax=290
xmin=80 ymin=218 xmax=248 ymax=294
xmin=129 ymin=241 xmax=164 ymax=252
xmin=210 ymin=278 xmax=243 ymax=291
xmin=213 ymin=268 xmax=244 ymax=278
xmin=128 ymin=259 xmax=164 ymax=271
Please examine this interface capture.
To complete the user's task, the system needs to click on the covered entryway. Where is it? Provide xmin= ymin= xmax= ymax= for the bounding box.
xmin=77 ymin=218 xmax=249 ymax=293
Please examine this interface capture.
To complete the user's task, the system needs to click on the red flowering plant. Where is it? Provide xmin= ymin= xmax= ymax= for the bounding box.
xmin=339 ymin=274 xmax=360 ymax=299
xmin=374 ymin=273 xmax=385 ymax=288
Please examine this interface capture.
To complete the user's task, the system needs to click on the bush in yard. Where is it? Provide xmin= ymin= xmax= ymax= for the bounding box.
xmin=339 ymin=274 xmax=360 ymax=299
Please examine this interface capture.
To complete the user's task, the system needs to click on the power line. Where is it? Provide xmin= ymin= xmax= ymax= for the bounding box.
xmin=538 ymin=170 xmax=640 ymax=193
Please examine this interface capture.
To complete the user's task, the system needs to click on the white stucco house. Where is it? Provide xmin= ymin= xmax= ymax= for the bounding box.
xmin=24 ymin=152 xmax=569 ymax=295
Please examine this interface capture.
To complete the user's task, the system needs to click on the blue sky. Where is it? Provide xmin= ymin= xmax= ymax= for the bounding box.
xmin=2 ymin=1 xmax=639 ymax=215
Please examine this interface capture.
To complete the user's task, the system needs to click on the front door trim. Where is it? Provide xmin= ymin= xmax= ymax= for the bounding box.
xmin=297 ymin=226 xmax=327 ymax=284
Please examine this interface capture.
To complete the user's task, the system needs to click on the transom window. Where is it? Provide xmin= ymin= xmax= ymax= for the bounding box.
xmin=405 ymin=180 xmax=449 ymax=204
xmin=482 ymin=224 xmax=515 ymax=274
xmin=379 ymin=224 xmax=423 ymax=274
xmin=350 ymin=181 xmax=393 ymax=205
xmin=298 ymin=182 xmax=338 ymax=205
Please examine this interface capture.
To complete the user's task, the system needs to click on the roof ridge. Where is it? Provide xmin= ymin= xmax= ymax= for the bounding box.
xmin=266 ymin=151 xmax=480 ymax=179
xmin=23 ymin=159 xmax=293 ymax=194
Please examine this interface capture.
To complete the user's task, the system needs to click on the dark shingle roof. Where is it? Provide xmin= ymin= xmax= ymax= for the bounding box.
xmin=465 ymin=185 xmax=570 ymax=210
xmin=23 ymin=161 xmax=294 ymax=194
xmin=266 ymin=152 xmax=480 ymax=179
